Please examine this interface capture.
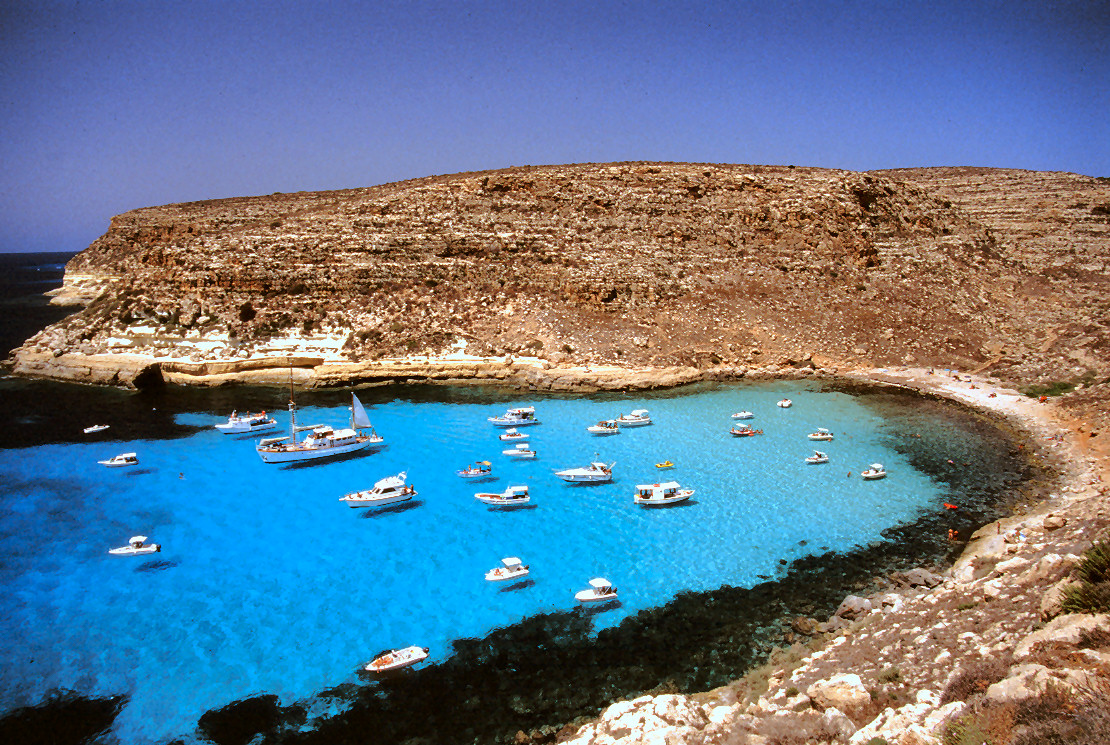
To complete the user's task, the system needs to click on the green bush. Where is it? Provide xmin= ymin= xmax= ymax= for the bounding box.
xmin=877 ymin=666 xmax=901 ymax=683
xmin=1061 ymin=541 xmax=1110 ymax=614
xmin=1022 ymin=381 xmax=1076 ymax=398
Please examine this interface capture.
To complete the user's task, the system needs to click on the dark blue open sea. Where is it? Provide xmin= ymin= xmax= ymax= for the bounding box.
xmin=0 ymin=252 xmax=1034 ymax=744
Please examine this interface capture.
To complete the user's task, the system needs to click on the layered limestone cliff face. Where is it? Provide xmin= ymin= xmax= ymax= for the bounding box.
xmin=11 ymin=163 xmax=1109 ymax=402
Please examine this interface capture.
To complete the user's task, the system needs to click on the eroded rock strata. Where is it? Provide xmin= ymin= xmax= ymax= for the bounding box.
xmin=13 ymin=163 xmax=1106 ymax=392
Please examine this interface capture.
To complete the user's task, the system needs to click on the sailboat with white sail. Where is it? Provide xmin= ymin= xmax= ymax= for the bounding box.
xmin=256 ymin=387 xmax=384 ymax=464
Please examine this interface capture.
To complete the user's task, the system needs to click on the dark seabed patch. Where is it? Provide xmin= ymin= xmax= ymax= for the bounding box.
xmin=0 ymin=690 xmax=127 ymax=745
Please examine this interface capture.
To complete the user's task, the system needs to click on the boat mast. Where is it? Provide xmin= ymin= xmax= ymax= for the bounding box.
xmin=288 ymin=366 xmax=297 ymax=446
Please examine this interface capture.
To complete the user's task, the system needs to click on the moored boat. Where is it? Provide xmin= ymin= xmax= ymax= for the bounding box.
xmin=502 ymin=442 xmax=537 ymax=459
xmin=99 ymin=452 xmax=138 ymax=467
xmin=488 ymin=406 xmax=540 ymax=427
xmin=805 ymin=450 xmax=829 ymax=464
xmin=498 ymin=428 xmax=529 ymax=442
xmin=475 ymin=485 xmax=531 ymax=506
xmin=216 ymin=410 xmax=278 ymax=435
xmin=614 ymin=409 xmax=652 ymax=427
xmin=655 ymin=460 xmax=675 ymax=470
xmin=339 ymin=472 xmax=415 ymax=508
xmin=586 ymin=420 xmax=620 ymax=436
xmin=777 ymin=399 xmax=793 ymax=408
xmin=108 ymin=535 xmax=160 ymax=556
xmin=861 ymin=463 xmax=888 ymax=480
xmin=485 ymin=556 xmax=530 ymax=581
xmin=83 ymin=424 xmax=109 ymax=434
xmin=256 ymin=389 xmax=383 ymax=464
xmin=575 ymin=577 xmax=618 ymax=603
xmin=731 ymin=411 xmax=754 ymax=420
xmin=729 ymin=424 xmax=763 ymax=437
xmin=807 ymin=428 xmax=834 ymax=441
xmin=634 ymin=481 xmax=694 ymax=506
xmin=457 ymin=461 xmax=493 ymax=478
xmin=364 ymin=645 xmax=429 ymax=673
xmin=555 ymin=461 xmax=614 ymax=483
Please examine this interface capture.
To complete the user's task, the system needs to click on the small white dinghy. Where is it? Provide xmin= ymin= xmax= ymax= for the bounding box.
xmin=457 ymin=461 xmax=493 ymax=478
xmin=83 ymin=424 xmax=109 ymax=434
xmin=634 ymin=481 xmax=694 ymax=506
xmin=485 ymin=556 xmax=530 ymax=582
xmin=586 ymin=420 xmax=620 ymax=436
xmin=498 ymin=428 xmax=529 ymax=442
xmin=109 ymin=535 xmax=160 ymax=556
xmin=805 ymin=451 xmax=829 ymax=464
xmin=475 ymin=485 xmax=531 ymax=506
xmin=502 ymin=442 xmax=537 ymax=459
xmin=808 ymin=428 xmax=834 ymax=441
xmin=364 ymin=645 xmax=429 ymax=673
xmin=731 ymin=411 xmax=754 ymax=420
xmin=99 ymin=452 xmax=138 ymax=468
xmin=575 ymin=577 xmax=618 ymax=604
xmin=861 ymin=463 xmax=888 ymax=480
xmin=777 ymin=399 xmax=793 ymax=408
xmin=339 ymin=472 xmax=415 ymax=508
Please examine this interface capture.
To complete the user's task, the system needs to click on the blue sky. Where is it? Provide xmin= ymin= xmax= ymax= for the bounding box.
xmin=1 ymin=0 xmax=1107 ymax=253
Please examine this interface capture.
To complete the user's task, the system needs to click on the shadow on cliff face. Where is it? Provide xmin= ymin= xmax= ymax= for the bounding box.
xmin=0 ymin=690 xmax=127 ymax=745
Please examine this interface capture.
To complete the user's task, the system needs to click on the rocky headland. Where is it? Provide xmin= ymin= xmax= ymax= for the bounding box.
xmin=7 ymin=162 xmax=1110 ymax=743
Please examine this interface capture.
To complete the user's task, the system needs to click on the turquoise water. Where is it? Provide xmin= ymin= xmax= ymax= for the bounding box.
xmin=0 ymin=380 xmax=1021 ymax=742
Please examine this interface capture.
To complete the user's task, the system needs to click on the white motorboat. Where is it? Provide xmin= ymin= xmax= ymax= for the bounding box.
xmin=99 ymin=452 xmax=138 ymax=467
xmin=475 ymin=485 xmax=531 ymax=506
xmin=808 ymin=428 xmax=834 ymax=441
xmin=485 ymin=556 xmax=530 ymax=581
xmin=586 ymin=420 xmax=620 ymax=436
xmin=108 ymin=535 xmax=160 ymax=556
xmin=614 ymin=409 xmax=652 ymax=427
xmin=805 ymin=450 xmax=829 ymax=464
xmin=83 ymin=424 xmax=109 ymax=434
xmin=498 ymin=428 xmax=529 ymax=442
xmin=215 ymin=410 xmax=278 ymax=435
xmin=575 ymin=577 xmax=618 ymax=603
xmin=364 ymin=645 xmax=429 ymax=673
xmin=555 ymin=461 xmax=614 ymax=483
xmin=502 ymin=442 xmax=537 ymax=459
xmin=731 ymin=411 xmax=754 ymax=420
xmin=457 ymin=461 xmax=493 ymax=478
xmin=634 ymin=481 xmax=694 ymax=506
xmin=339 ymin=472 xmax=415 ymax=508
xmin=777 ymin=399 xmax=793 ymax=408
xmin=256 ymin=390 xmax=383 ymax=464
xmin=488 ymin=406 xmax=540 ymax=427
xmin=861 ymin=463 xmax=888 ymax=480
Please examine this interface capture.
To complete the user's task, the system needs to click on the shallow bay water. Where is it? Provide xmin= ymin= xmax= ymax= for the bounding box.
xmin=0 ymin=377 xmax=1030 ymax=743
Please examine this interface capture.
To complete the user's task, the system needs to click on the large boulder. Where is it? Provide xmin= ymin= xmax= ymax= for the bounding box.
xmin=984 ymin=663 xmax=1055 ymax=705
xmin=835 ymin=595 xmax=873 ymax=621
xmin=1014 ymin=613 xmax=1110 ymax=660
xmin=807 ymin=673 xmax=871 ymax=710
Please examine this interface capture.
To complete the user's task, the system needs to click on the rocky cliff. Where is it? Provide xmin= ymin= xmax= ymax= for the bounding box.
xmin=10 ymin=162 xmax=1110 ymax=420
